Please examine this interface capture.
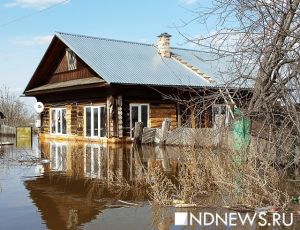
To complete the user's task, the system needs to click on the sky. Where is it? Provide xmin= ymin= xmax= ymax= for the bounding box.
xmin=0 ymin=0 xmax=211 ymax=108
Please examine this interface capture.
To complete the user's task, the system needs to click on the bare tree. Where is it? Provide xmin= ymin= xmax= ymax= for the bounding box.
xmin=0 ymin=85 xmax=35 ymax=127
xmin=146 ymin=0 xmax=300 ymax=208
xmin=174 ymin=0 xmax=300 ymax=155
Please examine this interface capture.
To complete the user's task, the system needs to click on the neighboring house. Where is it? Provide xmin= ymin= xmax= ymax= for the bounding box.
xmin=24 ymin=32 xmax=236 ymax=143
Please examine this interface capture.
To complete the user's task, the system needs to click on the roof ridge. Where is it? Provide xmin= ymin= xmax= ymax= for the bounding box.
xmin=171 ymin=46 xmax=205 ymax=53
xmin=55 ymin=31 xmax=154 ymax=47
xmin=55 ymin=32 xmax=207 ymax=52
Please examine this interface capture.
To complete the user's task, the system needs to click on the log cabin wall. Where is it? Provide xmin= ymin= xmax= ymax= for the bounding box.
xmin=36 ymin=85 xmax=218 ymax=141
xmin=41 ymin=106 xmax=50 ymax=134
xmin=40 ymin=101 xmax=105 ymax=138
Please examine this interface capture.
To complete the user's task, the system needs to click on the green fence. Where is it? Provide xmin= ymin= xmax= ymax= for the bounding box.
xmin=232 ymin=109 xmax=251 ymax=150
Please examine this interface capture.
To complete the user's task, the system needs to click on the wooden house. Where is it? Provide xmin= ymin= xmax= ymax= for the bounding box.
xmin=24 ymin=32 xmax=231 ymax=143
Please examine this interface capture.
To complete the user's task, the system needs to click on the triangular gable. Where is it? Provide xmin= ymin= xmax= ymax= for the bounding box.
xmin=24 ymin=35 xmax=107 ymax=93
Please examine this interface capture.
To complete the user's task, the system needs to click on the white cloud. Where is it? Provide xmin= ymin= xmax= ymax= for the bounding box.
xmin=11 ymin=35 xmax=53 ymax=46
xmin=179 ymin=0 xmax=199 ymax=5
xmin=4 ymin=0 xmax=70 ymax=9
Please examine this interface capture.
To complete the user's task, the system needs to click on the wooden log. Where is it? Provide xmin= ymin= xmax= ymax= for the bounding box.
xmin=117 ymin=96 xmax=123 ymax=138
xmin=160 ymin=118 xmax=171 ymax=145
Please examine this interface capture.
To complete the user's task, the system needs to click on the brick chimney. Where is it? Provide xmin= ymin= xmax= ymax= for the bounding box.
xmin=157 ymin=32 xmax=172 ymax=58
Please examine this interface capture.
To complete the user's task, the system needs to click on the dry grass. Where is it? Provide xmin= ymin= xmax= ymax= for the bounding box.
xmin=145 ymin=146 xmax=290 ymax=209
xmin=206 ymin=148 xmax=290 ymax=208
xmin=43 ymin=140 xmax=290 ymax=209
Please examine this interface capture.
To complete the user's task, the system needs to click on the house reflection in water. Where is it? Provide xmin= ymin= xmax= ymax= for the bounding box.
xmin=50 ymin=143 xmax=67 ymax=171
xmin=42 ymin=141 xmax=180 ymax=181
xmin=24 ymin=140 xmax=180 ymax=229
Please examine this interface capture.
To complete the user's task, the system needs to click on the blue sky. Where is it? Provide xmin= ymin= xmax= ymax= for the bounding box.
xmin=0 ymin=0 xmax=210 ymax=107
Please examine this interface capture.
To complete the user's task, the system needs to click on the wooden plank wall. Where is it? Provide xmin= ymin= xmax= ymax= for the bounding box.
xmin=0 ymin=125 xmax=16 ymax=137
xmin=48 ymin=54 xmax=98 ymax=84
xmin=150 ymin=104 xmax=177 ymax=129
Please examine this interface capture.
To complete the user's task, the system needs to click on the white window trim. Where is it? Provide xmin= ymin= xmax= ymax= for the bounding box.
xmin=84 ymin=105 xmax=106 ymax=138
xmin=50 ymin=108 xmax=67 ymax=135
xmin=129 ymin=103 xmax=150 ymax=137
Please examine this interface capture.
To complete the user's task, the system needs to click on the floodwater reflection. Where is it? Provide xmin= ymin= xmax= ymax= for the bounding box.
xmin=2 ymin=138 xmax=300 ymax=229
xmin=41 ymin=141 xmax=180 ymax=182
xmin=22 ymin=140 xmax=181 ymax=229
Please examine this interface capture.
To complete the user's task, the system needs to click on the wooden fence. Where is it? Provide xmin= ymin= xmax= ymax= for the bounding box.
xmin=0 ymin=125 xmax=16 ymax=137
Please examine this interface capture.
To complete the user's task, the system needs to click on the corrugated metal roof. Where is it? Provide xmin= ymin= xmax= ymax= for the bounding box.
xmin=55 ymin=32 xmax=217 ymax=87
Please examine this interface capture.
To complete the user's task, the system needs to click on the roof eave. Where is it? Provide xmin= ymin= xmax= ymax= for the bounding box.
xmin=24 ymin=82 xmax=110 ymax=96
xmin=23 ymin=34 xmax=60 ymax=94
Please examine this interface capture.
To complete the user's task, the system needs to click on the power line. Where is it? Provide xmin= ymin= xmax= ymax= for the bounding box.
xmin=0 ymin=0 xmax=70 ymax=29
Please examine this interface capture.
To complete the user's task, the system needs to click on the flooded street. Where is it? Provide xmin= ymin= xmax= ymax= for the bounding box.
xmin=1 ymin=137 xmax=300 ymax=229
xmin=0 ymin=137 xmax=179 ymax=229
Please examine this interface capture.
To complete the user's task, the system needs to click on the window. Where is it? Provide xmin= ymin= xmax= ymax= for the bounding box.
xmin=66 ymin=48 xmax=77 ymax=70
xmin=50 ymin=143 xmax=67 ymax=171
xmin=85 ymin=106 xmax=105 ymax=137
xmin=212 ymin=104 xmax=229 ymax=127
xmin=50 ymin=108 xmax=67 ymax=135
xmin=130 ymin=104 xmax=149 ymax=136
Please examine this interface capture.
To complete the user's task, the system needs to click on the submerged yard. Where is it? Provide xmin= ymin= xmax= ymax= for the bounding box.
xmin=1 ymin=137 xmax=300 ymax=229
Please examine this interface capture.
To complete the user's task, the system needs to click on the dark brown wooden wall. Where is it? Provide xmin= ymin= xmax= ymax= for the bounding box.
xmin=47 ymin=53 xmax=98 ymax=84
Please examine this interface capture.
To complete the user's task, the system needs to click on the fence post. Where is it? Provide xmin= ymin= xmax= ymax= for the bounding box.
xmin=134 ymin=122 xmax=144 ymax=144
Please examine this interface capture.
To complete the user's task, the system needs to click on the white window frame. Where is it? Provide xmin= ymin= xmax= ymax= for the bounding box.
xmin=84 ymin=105 xmax=105 ymax=138
xmin=129 ymin=103 xmax=150 ymax=137
xmin=66 ymin=48 xmax=77 ymax=71
xmin=50 ymin=108 xmax=67 ymax=135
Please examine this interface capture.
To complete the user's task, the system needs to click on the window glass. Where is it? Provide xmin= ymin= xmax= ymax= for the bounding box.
xmin=130 ymin=104 xmax=149 ymax=136
xmin=141 ymin=105 xmax=148 ymax=127
xmin=93 ymin=107 xmax=99 ymax=136
xmin=66 ymin=49 xmax=77 ymax=70
xmin=86 ymin=107 xmax=91 ymax=136
xmin=100 ymin=107 xmax=106 ymax=137
xmin=62 ymin=109 xmax=67 ymax=134
xmin=131 ymin=106 xmax=139 ymax=133
xmin=57 ymin=110 xmax=61 ymax=133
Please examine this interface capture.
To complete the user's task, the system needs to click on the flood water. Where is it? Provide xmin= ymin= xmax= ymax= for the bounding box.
xmin=1 ymin=136 xmax=300 ymax=229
